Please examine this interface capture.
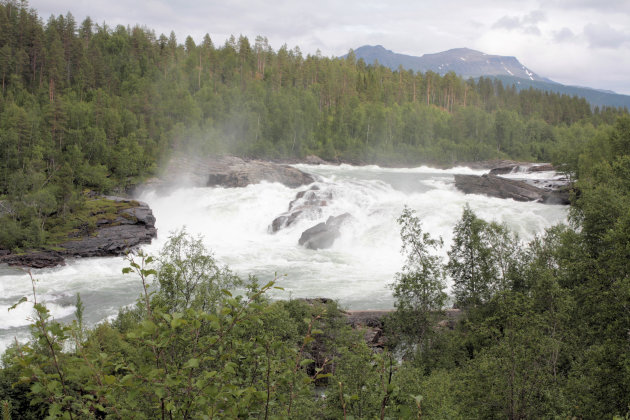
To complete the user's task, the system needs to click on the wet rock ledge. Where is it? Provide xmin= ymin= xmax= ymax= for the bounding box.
xmin=454 ymin=174 xmax=570 ymax=204
xmin=0 ymin=197 xmax=157 ymax=269
xmin=142 ymin=155 xmax=315 ymax=191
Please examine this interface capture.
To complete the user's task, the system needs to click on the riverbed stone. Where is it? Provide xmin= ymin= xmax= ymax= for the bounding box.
xmin=142 ymin=155 xmax=315 ymax=191
xmin=454 ymin=174 xmax=570 ymax=204
xmin=298 ymin=213 xmax=353 ymax=250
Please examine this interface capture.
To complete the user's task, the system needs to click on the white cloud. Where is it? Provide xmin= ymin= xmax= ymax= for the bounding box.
xmin=26 ymin=0 xmax=630 ymax=95
xmin=583 ymin=23 xmax=630 ymax=49
xmin=553 ymin=27 xmax=576 ymax=43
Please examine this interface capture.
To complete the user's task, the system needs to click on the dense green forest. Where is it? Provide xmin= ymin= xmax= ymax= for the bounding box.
xmin=1 ymin=116 xmax=629 ymax=418
xmin=1 ymin=0 xmax=630 ymax=418
xmin=0 ymin=0 xmax=628 ymax=250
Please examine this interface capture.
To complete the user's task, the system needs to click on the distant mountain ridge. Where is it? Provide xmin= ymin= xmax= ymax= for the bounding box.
xmin=348 ymin=45 xmax=630 ymax=109
xmin=350 ymin=45 xmax=550 ymax=82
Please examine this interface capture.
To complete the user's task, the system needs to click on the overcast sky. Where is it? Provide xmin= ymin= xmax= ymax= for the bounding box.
xmin=28 ymin=0 xmax=630 ymax=95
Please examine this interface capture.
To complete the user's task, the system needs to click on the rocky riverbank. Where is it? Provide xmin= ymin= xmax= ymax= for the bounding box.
xmin=0 ymin=197 xmax=157 ymax=269
xmin=453 ymin=161 xmax=571 ymax=204
xmin=454 ymin=174 xmax=571 ymax=204
xmin=344 ymin=309 xmax=464 ymax=351
xmin=139 ymin=155 xmax=316 ymax=192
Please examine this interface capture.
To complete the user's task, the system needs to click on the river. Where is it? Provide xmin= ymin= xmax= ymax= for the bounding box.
xmin=0 ymin=164 xmax=568 ymax=352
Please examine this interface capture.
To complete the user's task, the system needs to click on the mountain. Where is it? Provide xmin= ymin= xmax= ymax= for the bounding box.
xmin=348 ymin=45 xmax=630 ymax=109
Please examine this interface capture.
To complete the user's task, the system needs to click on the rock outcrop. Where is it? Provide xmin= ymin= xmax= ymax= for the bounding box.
xmin=0 ymin=251 xmax=66 ymax=269
xmin=60 ymin=199 xmax=156 ymax=258
xmin=270 ymin=185 xmax=333 ymax=233
xmin=303 ymin=155 xmax=328 ymax=165
xmin=345 ymin=310 xmax=390 ymax=350
xmin=489 ymin=162 xmax=554 ymax=175
xmin=454 ymin=174 xmax=570 ymax=204
xmin=0 ymin=198 xmax=157 ymax=269
xmin=146 ymin=156 xmax=315 ymax=191
xmin=298 ymin=213 xmax=353 ymax=250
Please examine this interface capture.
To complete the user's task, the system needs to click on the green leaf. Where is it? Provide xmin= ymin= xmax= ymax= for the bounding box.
xmin=412 ymin=394 xmax=423 ymax=404
xmin=184 ymin=358 xmax=199 ymax=369
xmin=300 ymin=358 xmax=314 ymax=367
xmin=224 ymin=362 xmax=237 ymax=374
xmin=122 ymin=267 xmax=132 ymax=274
xmin=171 ymin=317 xmax=186 ymax=328
xmin=8 ymin=296 xmax=27 ymax=311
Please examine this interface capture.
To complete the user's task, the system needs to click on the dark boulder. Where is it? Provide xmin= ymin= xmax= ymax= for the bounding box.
xmin=0 ymin=198 xmax=157 ymax=269
xmin=527 ymin=163 xmax=555 ymax=172
xmin=488 ymin=165 xmax=519 ymax=175
xmin=489 ymin=162 xmax=555 ymax=175
xmin=144 ymin=156 xmax=315 ymax=191
xmin=454 ymin=174 xmax=569 ymax=204
xmin=270 ymin=185 xmax=333 ymax=233
xmin=0 ymin=252 xmax=65 ymax=269
xmin=298 ymin=213 xmax=353 ymax=250
xmin=59 ymin=199 xmax=157 ymax=258
xmin=207 ymin=160 xmax=314 ymax=188
xmin=304 ymin=155 xmax=328 ymax=165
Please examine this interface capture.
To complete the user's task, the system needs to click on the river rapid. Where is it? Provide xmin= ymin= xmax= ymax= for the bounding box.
xmin=0 ymin=164 xmax=568 ymax=352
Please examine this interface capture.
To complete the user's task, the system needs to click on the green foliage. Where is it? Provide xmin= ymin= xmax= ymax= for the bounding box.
xmin=387 ymin=206 xmax=446 ymax=353
xmin=0 ymin=232 xmax=377 ymax=418
xmin=0 ymin=0 xmax=625 ymax=251
xmin=447 ymin=205 xmax=521 ymax=308
xmin=447 ymin=205 xmax=495 ymax=307
xmin=1 ymin=2 xmax=630 ymax=418
xmin=153 ymin=229 xmax=242 ymax=313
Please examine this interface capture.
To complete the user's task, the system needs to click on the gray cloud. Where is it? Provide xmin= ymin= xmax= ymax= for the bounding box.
xmin=524 ymin=26 xmax=541 ymax=36
xmin=523 ymin=10 xmax=546 ymax=24
xmin=584 ymin=23 xmax=630 ymax=48
xmin=553 ymin=27 xmax=576 ymax=43
xmin=25 ymin=0 xmax=630 ymax=95
xmin=492 ymin=16 xmax=521 ymax=30
xmin=491 ymin=10 xmax=544 ymax=36
xmin=548 ymin=0 xmax=630 ymax=14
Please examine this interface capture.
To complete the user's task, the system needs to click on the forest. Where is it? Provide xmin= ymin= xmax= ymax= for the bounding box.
xmin=0 ymin=0 xmax=629 ymax=418
xmin=0 ymin=0 xmax=627 ymax=251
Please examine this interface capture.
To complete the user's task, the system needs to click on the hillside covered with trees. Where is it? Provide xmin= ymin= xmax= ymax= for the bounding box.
xmin=1 ymin=115 xmax=629 ymax=418
xmin=0 ymin=0 xmax=627 ymax=251
xmin=0 ymin=1 xmax=629 ymax=418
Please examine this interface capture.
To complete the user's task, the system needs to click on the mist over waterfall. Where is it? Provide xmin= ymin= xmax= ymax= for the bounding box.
xmin=0 ymin=164 xmax=568 ymax=352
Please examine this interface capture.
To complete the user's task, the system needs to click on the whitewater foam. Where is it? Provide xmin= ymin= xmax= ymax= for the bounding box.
xmin=0 ymin=164 xmax=568 ymax=353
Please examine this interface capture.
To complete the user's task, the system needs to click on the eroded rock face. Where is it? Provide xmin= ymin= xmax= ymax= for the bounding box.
xmin=298 ymin=213 xmax=353 ymax=250
xmin=269 ymin=185 xmax=333 ymax=233
xmin=489 ymin=162 xmax=555 ymax=175
xmin=206 ymin=160 xmax=315 ymax=188
xmin=0 ymin=252 xmax=66 ymax=269
xmin=454 ymin=174 xmax=570 ymax=204
xmin=146 ymin=156 xmax=315 ymax=190
xmin=0 ymin=198 xmax=157 ymax=269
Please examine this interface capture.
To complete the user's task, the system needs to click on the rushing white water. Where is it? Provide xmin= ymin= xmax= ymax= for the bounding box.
xmin=0 ymin=164 xmax=568 ymax=353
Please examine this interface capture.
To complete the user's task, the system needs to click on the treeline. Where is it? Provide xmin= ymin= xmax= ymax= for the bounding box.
xmin=1 ymin=118 xmax=629 ymax=418
xmin=0 ymin=0 xmax=625 ymax=248
xmin=1 ymin=0 xmax=628 ymax=249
